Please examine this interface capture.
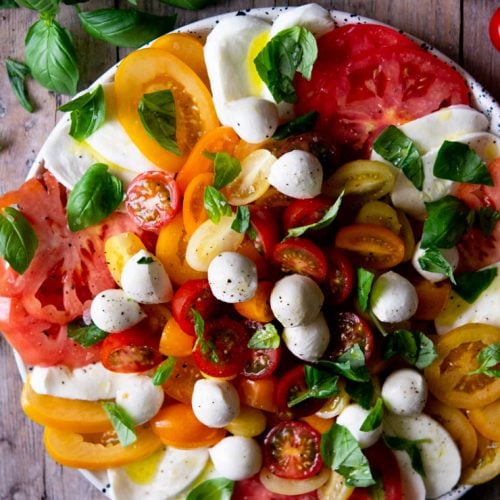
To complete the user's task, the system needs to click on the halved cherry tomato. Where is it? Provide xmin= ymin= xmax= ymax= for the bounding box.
xmin=234 ymin=474 xmax=320 ymax=500
xmin=225 ymin=406 xmax=267 ymax=438
xmin=162 ymin=356 xmax=203 ymax=404
xmin=235 ymin=281 xmax=275 ymax=323
xmin=159 ymin=316 xmax=194 ymax=357
xmin=468 ymin=399 xmax=500 ymax=442
xmin=100 ymin=327 xmax=163 ymax=373
xmin=237 ymin=238 xmax=272 ymax=280
xmin=250 ymin=207 xmax=282 ymax=258
xmin=192 ymin=317 xmax=248 ymax=378
xmin=300 ymin=414 xmax=334 ymax=435
xmin=264 ymin=421 xmax=323 ymax=480
xmin=151 ymin=403 xmax=226 ymax=448
xmin=489 ymin=8 xmax=500 ymax=51
xmin=282 ymin=196 xmax=333 ymax=233
xmin=126 ymin=171 xmax=181 ymax=233
xmin=182 ymin=172 xmax=213 ymax=235
xmin=243 ymin=347 xmax=282 ymax=380
xmin=335 ymin=223 xmax=405 ymax=269
xmin=324 ymin=247 xmax=354 ymax=305
xmin=238 ymin=377 xmax=278 ymax=413
xmin=413 ymin=279 xmax=451 ymax=320
xmin=273 ymin=238 xmax=328 ymax=282
xmin=171 ymin=279 xmax=220 ymax=336
xmin=355 ymin=200 xmax=401 ymax=234
xmin=104 ymin=232 xmax=146 ymax=286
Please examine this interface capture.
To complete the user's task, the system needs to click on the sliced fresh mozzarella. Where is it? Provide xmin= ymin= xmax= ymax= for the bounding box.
xmin=412 ymin=241 xmax=459 ymax=282
xmin=336 ymin=404 xmax=383 ymax=449
xmin=269 ymin=4 xmax=335 ymax=38
xmin=270 ymin=274 xmax=324 ymax=327
xmin=384 ymin=413 xmax=461 ymax=499
xmin=381 ymin=369 xmax=428 ymax=416
xmin=392 ymin=449 xmax=426 ymax=500
xmin=282 ymin=312 xmax=330 ymax=362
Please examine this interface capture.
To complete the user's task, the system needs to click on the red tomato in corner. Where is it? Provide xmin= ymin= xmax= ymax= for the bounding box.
xmin=489 ymin=8 xmax=500 ymax=51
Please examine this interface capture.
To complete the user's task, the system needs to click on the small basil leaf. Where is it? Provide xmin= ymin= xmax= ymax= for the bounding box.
xmin=231 ymin=206 xmax=251 ymax=234
xmin=248 ymin=323 xmax=280 ymax=349
xmin=360 ymin=397 xmax=384 ymax=432
xmin=473 ymin=207 xmax=500 ymax=238
xmin=186 ymin=477 xmax=235 ymax=500
xmin=159 ymin=0 xmax=215 ymax=10
xmin=152 ymin=357 xmax=176 ymax=385
xmin=191 ymin=308 xmax=219 ymax=362
xmin=317 ymin=345 xmax=370 ymax=383
xmin=383 ymin=329 xmax=437 ymax=369
xmin=373 ymin=125 xmax=423 ymax=190
xmin=421 ymin=195 xmax=472 ymax=249
xmin=0 ymin=207 xmax=38 ymax=274
xmin=433 ymin=140 xmax=494 ymax=186
xmin=254 ymin=26 xmax=317 ymax=104
xmin=102 ymin=402 xmax=137 ymax=447
xmin=417 ymin=247 xmax=456 ymax=284
xmin=138 ymin=90 xmax=181 ymax=155
xmin=1 ymin=0 xmax=20 ymax=8
xmin=66 ymin=163 xmax=124 ymax=231
xmin=289 ymin=366 xmax=339 ymax=407
xmin=469 ymin=343 xmax=500 ymax=377
xmin=452 ymin=267 xmax=497 ymax=304
xmin=67 ymin=319 xmax=108 ymax=347
xmin=383 ymin=435 xmax=428 ymax=477
xmin=16 ymin=0 xmax=59 ymax=15
xmin=5 ymin=59 xmax=34 ymax=112
xmin=79 ymin=9 xmax=176 ymax=48
xmin=344 ymin=380 xmax=375 ymax=410
xmin=25 ymin=19 xmax=79 ymax=95
xmin=204 ymin=186 xmax=232 ymax=224
xmin=321 ymin=423 xmax=375 ymax=487
xmin=357 ymin=268 xmax=375 ymax=312
xmin=273 ymin=111 xmax=319 ymax=140
xmin=210 ymin=152 xmax=241 ymax=190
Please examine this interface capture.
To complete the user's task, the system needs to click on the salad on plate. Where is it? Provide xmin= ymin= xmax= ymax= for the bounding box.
xmin=1 ymin=4 xmax=499 ymax=499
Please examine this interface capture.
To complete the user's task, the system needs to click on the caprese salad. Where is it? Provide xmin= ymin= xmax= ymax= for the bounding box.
xmin=1 ymin=4 xmax=499 ymax=500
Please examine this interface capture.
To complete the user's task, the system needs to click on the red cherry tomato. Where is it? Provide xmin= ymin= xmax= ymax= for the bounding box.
xmin=233 ymin=474 xmax=318 ymax=500
xmin=100 ymin=327 xmax=163 ymax=373
xmin=125 ymin=171 xmax=181 ymax=233
xmin=272 ymin=238 xmax=328 ymax=282
xmin=324 ymin=247 xmax=354 ymax=305
xmin=489 ymin=8 xmax=500 ymax=51
xmin=171 ymin=279 xmax=220 ymax=336
xmin=243 ymin=347 xmax=282 ymax=380
xmin=250 ymin=207 xmax=282 ymax=258
xmin=192 ymin=317 xmax=248 ymax=378
xmin=263 ymin=421 xmax=323 ymax=479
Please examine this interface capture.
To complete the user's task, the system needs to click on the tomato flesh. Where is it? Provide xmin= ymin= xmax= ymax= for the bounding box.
xmin=324 ymin=248 xmax=354 ymax=305
xmin=489 ymin=8 xmax=500 ymax=51
xmin=243 ymin=346 xmax=282 ymax=380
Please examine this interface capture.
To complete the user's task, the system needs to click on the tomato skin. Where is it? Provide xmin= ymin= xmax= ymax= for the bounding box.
xmin=238 ymin=377 xmax=278 ymax=413
xmin=126 ymin=171 xmax=181 ymax=233
xmin=233 ymin=474 xmax=319 ymax=500
xmin=489 ymin=8 xmax=500 ymax=51
xmin=250 ymin=207 xmax=282 ymax=258
xmin=243 ymin=346 xmax=282 ymax=380
xmin=235 ymin=281 xmax=275 ymax=323
xmin=162 ymin=356 xmax=203 ymax=404
xmin=283 ymin=197 xmax=333 ymax=233
xmin=100 ymin=327 xmax=163 ymax=373
xmin=264 ymin=421 xmax=323 ymax=480
xmin=324 ymin=248 xmax=354 ymax=305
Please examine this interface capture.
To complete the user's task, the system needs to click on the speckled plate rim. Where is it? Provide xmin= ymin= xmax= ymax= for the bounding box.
xmin=15 ymin=4 xmax=500 ymax=498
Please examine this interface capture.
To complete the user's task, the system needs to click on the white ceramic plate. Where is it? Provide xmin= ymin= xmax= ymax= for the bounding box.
xmin=17 ymin=5 xmax=499 ymax=499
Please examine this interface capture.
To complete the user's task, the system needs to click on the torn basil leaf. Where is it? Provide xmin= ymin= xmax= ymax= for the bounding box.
xmin=102 ymin=402 xmax=137 ymax=447
xmin=288 ymin=365 xmax=339 ymax=407
xmin=67 ymin=320 xmax=108 ymax=347
xmin=345 ymin=379 xmax=375 ymax=410
xmin=383 ymin=329 xmax=437 ymax=369
xmin=204 ymin=151 xmax=241 ymax=190
xmin=360 ymin=397 xmax=384 ymax=432
xmin=273 ymin=111 xmax=319 ymax=140
xmin=152 ymin=357 xmax=176 ymax=385
xmin=468 ymin=343 xmax=500 ymax=378
xmin=5 ymin=59 xmax=34 ymax=112
xmin=317 ymin=345 xmax=370 ymax=383
xmin=473 ymin=207 xmax=500 ymax=238
xmin=231 ymin=206 xmax=251 ymax=234
xmin=383 ymin=435 xmax=428 ymax=477
xmin=204 ymin=186 xmax=232 ymax=224
xmin=417 ymin=247 xmax=456 ymax=284
xmin=357 ymin=268 xmax=375 ymax=312
xmin=452 ymin=267 xmax=497 ymax=304
xmin=186 ymin=477 xmax=234 ymax=500
xmin=248 ymin=323 xmax=280 ymax=349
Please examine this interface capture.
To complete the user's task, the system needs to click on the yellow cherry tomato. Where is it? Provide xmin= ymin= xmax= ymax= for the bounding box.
xmin=225 ymin=406 xmax=266 ymax=437
xmin=104 ymin=232 xmax=146 ymax=286
xmin=355 ymin=200 xmax=401 ymax=234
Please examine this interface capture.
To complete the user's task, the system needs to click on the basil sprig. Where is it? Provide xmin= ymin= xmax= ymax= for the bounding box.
xmin=192 ymin=308 xmax=219 ymax=364
xmin=204 ymin=186 xmax=232 ymax=224
xmin=417 ymin=247 xmax=456 ymax=283
xmin=468 ymin=343 xmax=500 ymax=378
xmin=474 ymin=207 xmax=500 ymax=238
xmin=321 ymin=424 xmax=375 ymax=487
xmin=59 ymin=84 xmax=105 ymax=141
xmin=383 ymin=329 xmax=437 ymax=369
xmin=248 ymin=323 xmax=280 ymax=349
xmin=357 ymin=268 xmax=375 ymax=312
xmin=79 ymin=9 xmax=176 ymax=48
xmin=0 ymin=207 xmax=38 ymax=274
xmin=373 ymin=125 xmax=423 ymax=190
xmin=138 ymin=90 xmax=181 ymax=155
xmin=433 ymin=140 xmax=493 ymax=185
xmin=318 ymin=344 xmax=371 ymax=383
xmin=66 ymin=163 xmax=124 ymax=232
xmin=288 ymin=365 xmax=339 ymax=407
xmin=186 ymin=477 xmax=235 ymax=500
xmin=383 ymin=435 xmax=428 ymax=477
xmin=16 ymin=0 xmax=59 ymax=15
xmin=231 ymin=206 xmax=250 ymax=234
xmin=203 ymin=151 xmax=241 ymax=190
xmin=67 ymin=319 xmax=108 ymax=347
xmin=254 ymin=26 xmax=317 ymax=104
xmin=360 ymin=397 xmax=384 ymax=432
xmin=152 ymin=357 xmax=176 ymax=385
xmin=452 ymin=267 xmax=497 ymax=303
xmin=273 ymin=111 xmax=319 ymax=140
xmin=102 ymin=402 xmax=137 ymax=447
xmin=5 ymin=59 xmax=34 ymax=112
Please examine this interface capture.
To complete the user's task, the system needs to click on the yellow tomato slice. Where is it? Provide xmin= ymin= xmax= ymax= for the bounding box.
xmin=43 ymin=426 xmax=162 ymax=470
xmin=355 ymin=200 xmax=401 ymax=234
xmin=468 ymin=399 xmax=500 ymax=442
xmin=461 ymin=435 xmax=500 ymax=485
xmin=259 ymin=467 xmax=331 ymax=495
xmin=114 ymin=48 xmax=219 ymax=172
xmin=104 ymin=232 xmax=146 ymax=286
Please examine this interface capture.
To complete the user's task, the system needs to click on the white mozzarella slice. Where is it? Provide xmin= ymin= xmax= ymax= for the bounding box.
xmin=336 ymin=404 xmax=383 ymax=449
xmin=392 ymin=449 xmax=426 ymax=500
xmin=412 ymin=241 xmax=459 ymax=283
xmin=269 ymin=4 xmax=335 ymax=38
xmin=381 ymin=369 xmax=428 ymax=416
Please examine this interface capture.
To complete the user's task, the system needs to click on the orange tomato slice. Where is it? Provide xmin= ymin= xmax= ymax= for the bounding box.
xmin=183 ymin=172 xmax=213 ymax=235
xmin=238 ymin=377 xmax=278 ymax=413
xmin=468 ymin=399 xmax=500 ymax=442
xmin=461 ymin=434 xmax=500 ymax=485
xmin=159 ymin=316 xmax=195 ymax=357
xmin=114 ymin=48 xmax=219 ymax=172
xmin=161 ymin=356 xmax=203 ymax=405
xmin=234 ymin=280 xmax=275 ymax=323
xmin=413 ymin=278 xmax=451 ymax=320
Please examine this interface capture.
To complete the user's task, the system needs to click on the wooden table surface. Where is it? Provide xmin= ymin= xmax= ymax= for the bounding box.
xmin=1 ymin=0 xmax=499 ymax=498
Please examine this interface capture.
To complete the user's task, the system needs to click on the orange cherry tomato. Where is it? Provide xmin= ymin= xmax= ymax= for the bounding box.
xmin=150 ymin=403 xmax=226 ymax=448
xmin=468 ymin=399 xmax=500 ymax=442
xmin=413 ymin=278 xmax=451 ymax=320
xmin=182 ymin=172 xmax=213 ymax=235
xmin=114 ymin=48 xmax=219 ymax=172
xmin=238 ymin=377 xmax=278 ymax=413
xmin=237 ymin=238 xmax=271 ymax=279
xmin=335 ymin=223 xmax=405 ymax=269
xmin=162 ymin=356 xmax=203 ymax=404
xmin=234 ymin=281 xmax=275 ymax=323
xmin=176 ymin=126 xmax=239 ymax=193
xmin=300 ymin=414 xmax=334 ymax=435
xmin=159 ymin=316 xmax=195 ymax=357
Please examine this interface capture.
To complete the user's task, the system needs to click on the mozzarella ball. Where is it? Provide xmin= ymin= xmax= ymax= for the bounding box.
xmin=209 ymin=436 xmax=263 ymax=481
xmin=336 ymin=404 xmax=383 ymax=449
xmin=270 ymin=274 xmax=324 ymax=327
xmin=412 ymin=241 xmax=459 ymax=283
xmin=382 ymin=368 xmax=428 ymax=416
xmin=268 ymin=150 xmax=323 ymax=199
xmin=90 ymin=289 xmax=145 ymax=333
xmin=207 ymin=251 xmax=258 ymax=303
xmin=370 ymin=271 xmax=419 ymax=323
xmin=270 ymin=4 xmax=335 ymax=39
xmin=191 ymin=379 xmax=240 ymax=428
xmin=282 ymin=312 xmax=330 ymax=362
xmin=226 ymin=97 xmax=279 ymax=143
xmin=121 ymin=249 xmax=173 ymax=304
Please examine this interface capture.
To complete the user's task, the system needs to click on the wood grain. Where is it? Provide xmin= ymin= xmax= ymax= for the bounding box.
xmin=0 ymin=1 xmax=499 ymax=499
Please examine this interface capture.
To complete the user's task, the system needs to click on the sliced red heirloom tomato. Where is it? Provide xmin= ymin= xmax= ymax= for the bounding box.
xmin=324 ymin=248 xmax=354 ymax=305
xmin=273 ymin=238 xmax=328 ymax=282
xmin=100 ymin=327 xmax=163 ymax=373
xmin=243 ymin=346 xmax=282 ymax=380
xmin=162 ymin=356 xmax=203 ymax=404
xmin=233 ymin=474 xmax=319 ymax=500
xmin=250 ymin=207 xmax=282 ymax=258
xmin=264 ymin=421 xmax=323 ymax=480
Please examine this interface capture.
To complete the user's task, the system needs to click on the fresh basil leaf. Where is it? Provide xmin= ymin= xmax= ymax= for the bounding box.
xmin=102 ymin=402 xmax=137 ymax=447
xmin=345 ymin=380 xmax=375 ymax=410
xmin=67 ymin=319 xmax=108 ymax=347
xmin=383 ymin=329 xmax=437 ymax=369
xmin=66 ymin=163 xmax=123 ymax=232
xmin=186 ymin=477 xmax=235 ymax=500
xmin=0 ymin=207 xmax=38 ymax=274
xmin=373 ymin=125 xmax=423 ymax=190
xmin=360 ymin=398 xmax=384 ymax=432
xmin=5 ymin=59 xmax=34 ymax=112
xmin=192 ymin=308 xmax=204 ymax=339
xmin=231 ymin=206 xmax=251 ymax=234
xmin=16 ymin=0 xmax=58 ymax=15
xmin=205 ymin=151 xmax=241 ymax=189
xmin=191 ymin=307 xmax=219 ymax=362
xmin=152 ymin=357 xmax=176 ymax=385
xmin=25 ymin=19 xmax=79 ymax=95
xmin=1 ymin=0 xmax=20 ymax=8
xmin=58 ymin=84 xmax=105 ymax=141
xmin=286 ymin=192 xmax=344 ymax=238
xmin=273 ymin=111 xmax=319 ymax=140
xmin=204 ymin=186 xmax=232 ymax=224
xmin=468 ymin=343 xmax=500 ymax=377
xmin=138 ymin=90 xmax=181 ymax=155
xmin=254 ymin=26 xmax=317 ymax=104
xmin=357 ymin=268 xmax=375 ymax=312
xmin=289 ymin=366 xmax=339 ymax=407
xmin=317 ymin=345 xmax=370 ymax=383
xmin=417 ymin=247 xmax=456 ymax=284
xmin=248 ymin=323 xmax=280 ymax=349
xmin=473 ymin=207 xmax=500 ymax=238
xmin=433 ymin=140 xmax=493 ymax=186
xmin=79 ymin=9 xmax=176 ymax=48
xmin=452 ymin=267 xmax=497 ymax=304
xmin=421 ymin=195 xmax=472 ymax=249
xmin=321 ymin=424 xmax=375 ymax=487
xmin=383 ymin=435 xmax=428 ymax=477
xmin=369 ymin=310 xmax=389 ymax=337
